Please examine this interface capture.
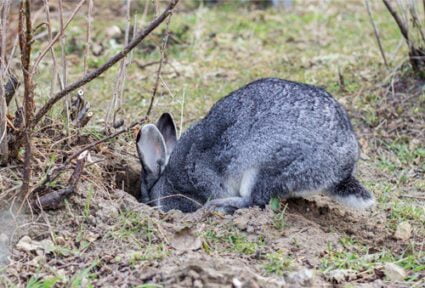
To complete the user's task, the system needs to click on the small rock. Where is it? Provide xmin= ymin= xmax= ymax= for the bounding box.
xmin=170 ymin=227 xmax=202 ymax=251
xmin=286 ymin=269 xmax=314 ymax=286
xmin=232 ymin=277 xmax=243 ymax=288
xmin=55 ymin=236 xmax=66 ymax=246
xmin=384 ymin=263 xmax=406 ymax=282
xmin=234 ymin=216 xmax=249 ymax=231
xmin=91 ymin=43 xmax=104 ymax=56
xmin=96 ymin=204 xmax=119 ymax=220
xmin=193 ymin=279 xmax=203 ymax=288
xmin=394 ymin=221 xmax=412 ymax=241
xmin=16 ymin=236 xmax=54 ymax=254
xmin=106 ymin=25 xmax=122 ymax=39
xmin=0 ymin=233 xmax=8 ymax=244
xmin=324 ymin=269 xmax=357 ymax=284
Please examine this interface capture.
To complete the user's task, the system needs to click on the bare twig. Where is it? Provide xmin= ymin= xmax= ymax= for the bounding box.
xmin=146 ymin=13 xmax=172 ymax=117
xmin=31 ymin=0 xmax=86 ymax=74
xmin=19 ymin=0 xmax=34 ymax=197
xmin=34 ymin=117 xmax=146 ymax=191
xmin=1 ymin=0 xmax=10 ymax=68
xmin=383 ymin=0 xmax=425 ymax=77
xmin=399 ymin=194 xmax=425 ymax=200
xmin=0 ymin=0 xmax=11 ymax=163
xmin=58 ymin=0 xmax=71 ymax=142
xmin=32 ymin=151 xmax=89 ymax=211
xmin=43 ymin=0 xmax=58 ymax=99
xmin=105 ymin=0 xmax=132 ymax=128
xmin=32 ymin=0 xmax=179 ymax=128
xmin=383 ymin=0 xmax=409 ymax=43
xmin=83 ymin=0 xmax=93 ymax=75
xmin=365 ymin=0 xmax=389 ymax=68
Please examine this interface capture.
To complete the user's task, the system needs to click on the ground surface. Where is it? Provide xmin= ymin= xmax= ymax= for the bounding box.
xmin=0 ymin=0 xmax=424 ymax=287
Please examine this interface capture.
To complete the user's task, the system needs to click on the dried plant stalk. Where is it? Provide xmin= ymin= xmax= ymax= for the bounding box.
xmin=43 ymin=0 xmax=58 ymax=98
xmin=146 ymin=13 xmax=172 ymax=117
xmin=32 ymin=0 xmax=179 ymax=128
xmin=83 ymin=0 xmax=93 ymax=75
xmin=365 ymin=0 xmax=388 ymax=68
xmin=105 ymin=0 xmax=132 ymax=129
xmin=0 ymin=0 xmax=11 ymax=163
xmin=18 ymin=0 xmax=34 ymax=197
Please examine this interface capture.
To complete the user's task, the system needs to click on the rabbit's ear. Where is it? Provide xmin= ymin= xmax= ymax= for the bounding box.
xmin=156 ymin=113 xmax=177 ymax=156
xmin=136 ymin=124 xmax=166 ymax=176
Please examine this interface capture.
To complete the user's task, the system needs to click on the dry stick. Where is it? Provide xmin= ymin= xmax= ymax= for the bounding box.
xmin=105 ymin=0 xmax=132 ymax=128
xmin=31 ymin=0 xmax=86 ymax=74
xmin=19 ymin=0 xmax=34 ymax=197
xmin=35 ymin=118 xmax=146 ymax=190
xmin=145 ymin=13 xmax=172 ymax=117
xmin=32 ymin=151 xmax=88 ymax=211
xmin=365 ymin=0 xmax=388 ymax=68
xmin=32 ymin=0 xmax=179 ymax=129
xmin=422 ymin=0 xmax=425 ymax=17
xmin=383 ymin=0 xmax=410 ymax=43
xmin=0 ymin=0 xmax=11 ymax=162
xmin=83 ymin=0 xmax=93 ymax=75
xmin=43 ymin=0 xmax=58 ymax=99
xmin=1 ymin=0 xmax=10 ymax=68
xmin=58 ymin=0 xmax=71 ymax=143
xmin=408 ymin=0 xmax=425 ymax=44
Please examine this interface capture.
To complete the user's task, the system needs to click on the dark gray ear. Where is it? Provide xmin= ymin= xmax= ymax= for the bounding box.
xmin=136 ymin=124 xmax=166 ymax=176
xmin=156 ymin=113 xmax=177 ymax=156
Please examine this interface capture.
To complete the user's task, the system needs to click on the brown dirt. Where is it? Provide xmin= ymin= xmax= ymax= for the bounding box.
xmin=0 ymin=177 xmax=404 ymax=287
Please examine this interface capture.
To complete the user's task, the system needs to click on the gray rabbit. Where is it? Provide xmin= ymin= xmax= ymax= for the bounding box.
xmin=136 ymin=78 xmax=374 ymax=213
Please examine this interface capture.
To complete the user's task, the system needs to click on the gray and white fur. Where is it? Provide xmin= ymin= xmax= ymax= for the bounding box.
xmin=136 ymin=78 xmax=374 ymax=213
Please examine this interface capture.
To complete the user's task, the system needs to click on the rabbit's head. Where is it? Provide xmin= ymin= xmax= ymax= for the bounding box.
xmin=136 ymin=113 xmax=177 ymax=204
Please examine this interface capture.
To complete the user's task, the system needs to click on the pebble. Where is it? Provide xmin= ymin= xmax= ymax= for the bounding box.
xmin=384 ymin=263 xmax=406 ymax=282
xmin=394 ymin=221 xmax=412 ymax=241
xmin=106 ymin=26 xmax=122 ymax=39
xmin=286 ymin=268 xmax=314 ymax=286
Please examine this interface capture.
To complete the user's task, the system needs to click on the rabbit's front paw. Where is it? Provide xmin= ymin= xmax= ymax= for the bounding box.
xmin=203 ymin=197 xmax=251 ymax=214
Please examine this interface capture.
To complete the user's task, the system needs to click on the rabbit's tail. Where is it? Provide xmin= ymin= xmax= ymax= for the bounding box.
xmin=329 ymin=175 xmax=374 ymax=209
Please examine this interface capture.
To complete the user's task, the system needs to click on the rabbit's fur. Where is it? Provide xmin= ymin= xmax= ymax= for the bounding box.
xmin=136 ymin=78 xmax=374 ymax=213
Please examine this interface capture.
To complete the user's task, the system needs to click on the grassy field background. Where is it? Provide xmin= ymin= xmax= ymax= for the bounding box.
xmin=0 ymin=0 xmax=424 ymax=287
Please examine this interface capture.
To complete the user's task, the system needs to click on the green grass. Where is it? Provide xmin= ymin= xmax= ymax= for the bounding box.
xmin=270 ymin=197 xmax=288 ymax=230
xmin=202 ymin=228 xmax=264 ymax=255
xmin=3 ymin=1 xmax=425 ymax=286
xmin=320 ymin=236 xmax=424 ymax=282
xmin=263 ymin=251 xmax=293 ymax=276
xmin=129 ymin=243 xmax=170 ymax=265
xmin=112 ymin=210 xmax=157 ymax=244
xmin=26 ymin=277 xmax=61 ymax=288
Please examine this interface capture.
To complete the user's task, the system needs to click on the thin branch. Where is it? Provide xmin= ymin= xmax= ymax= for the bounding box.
xmin=43 ymin=0 xmax=58 ymax=99
xmin=32 ymin=0 xmax=179 ymax=128
xmin=58 ymin=0 xmax=70 ymax=142
xmin=105 ymin=0 xmax=132 ymax=128
xmin=83 ymin=0 xmax=93 ymax=75
xmin=383 ymin=0 xmax=410 ymax=43
xmin=32 ymin=151 xmax=88 ymax=211
xmin=34 ymin=117 xmax=146 ymax=190
xmin=365 ymin=0 xmax=388 ymax=68
xmin=31 ymin=0 xmax=86 ymax=74
xmin=146 ymin=13 xmax=172 ymax=117
xmin=19 ymin=0 xmax=34 ymax=198
xmin=0 ymin=0 xmax=11 ymax=163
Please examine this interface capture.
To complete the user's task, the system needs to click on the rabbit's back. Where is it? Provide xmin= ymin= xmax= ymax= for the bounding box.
xmin=165 ymin=78 xmax=359 ymax=204
xmin=201 ymin=78 xmax=358 ymax=167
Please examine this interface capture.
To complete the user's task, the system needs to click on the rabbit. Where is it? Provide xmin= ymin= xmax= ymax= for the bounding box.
xmin=136 ymin=78 xmax=374 ymax=213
